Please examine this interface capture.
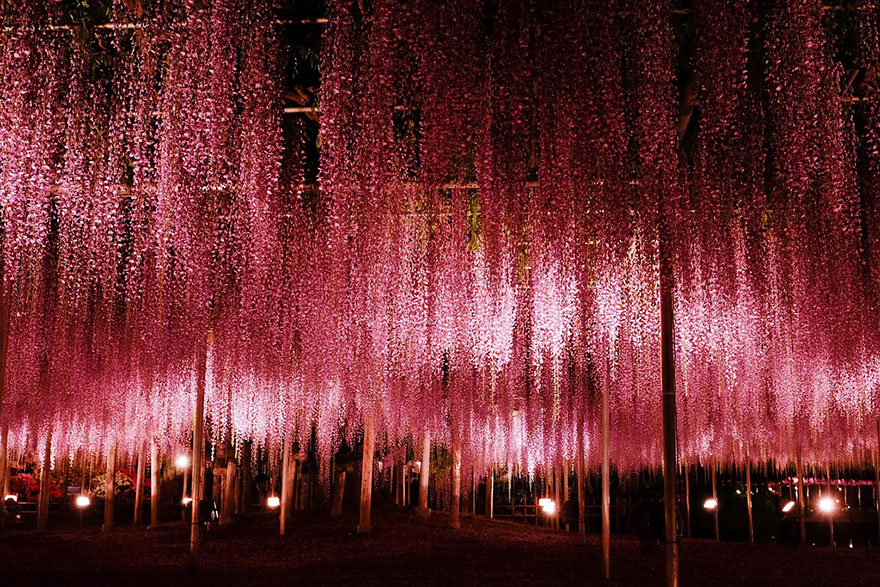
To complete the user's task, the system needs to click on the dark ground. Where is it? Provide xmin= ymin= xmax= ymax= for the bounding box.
xmin=2 ymin=504 xmax=879 ymax=587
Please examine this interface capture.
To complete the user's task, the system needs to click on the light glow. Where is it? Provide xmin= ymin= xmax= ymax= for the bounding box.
xmin=175 ymin=455 xmax=190 ymax=469
xmin=818 ymin=497 xmax=835 ymax=514
xmin=75 ymin=495 xmax=91 ymax=508
xmin=4 ymin=494 xmax=17 ymax=502
xmin=782 ymin=500 xmax=796 ymax=513
xmin=703 ymin=498 xmax=718 ymax=511
xmin=267 ymin=496 xmax=281 ymax=508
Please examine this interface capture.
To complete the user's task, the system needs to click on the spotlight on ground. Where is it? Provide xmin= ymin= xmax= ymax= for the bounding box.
xmin=75 ymin=495 xmax=91 ymax=508
xmin=703 ymin=498 xmax=718 ymax=511
xmin=267 ymin=496 xmax=281 ymax=508
xmin=818 ymin=497 xmax=835 ymax=514
xmin=782 ymin=500 xmax=796 ymax=513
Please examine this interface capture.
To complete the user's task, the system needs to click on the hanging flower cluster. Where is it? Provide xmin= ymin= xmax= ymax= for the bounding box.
xmin=0 ymin=0 xmax=878 ymax=479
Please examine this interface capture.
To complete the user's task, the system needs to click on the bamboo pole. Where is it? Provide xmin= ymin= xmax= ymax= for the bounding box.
xmin=103 ymin=443 xmax=117 ymax=532
xmin=601 ymin=367 xmax=611 ymax=578
xmin=190 ymin=331 xmax=209 ymax=553
xmin=797 ymin=449 xmax=806 ymax=546
xmin=280 ymin=435 xmax=291 ymax=535
xmin=150 ymin=440 xmax=160 ymax=527
xmin=358 ymin=416 xmax=375 ymax=534
xmin=450 ymin=427 xmax=461 ymax=529
xmin=417 ymin=431 xmax=431 ymax=519
xmin=134 ymin=442 xmax=145 ymax=525
xmin=37 ymin=434 xmax=52 ymax=531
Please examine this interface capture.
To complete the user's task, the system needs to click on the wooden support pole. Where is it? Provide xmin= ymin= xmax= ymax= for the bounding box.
xmin=450 ymin=428 xmax=461 ymax=529
xmin=683 ymin=464 xmax=691 ymax=538
xmin=601 ymin=368 xmax=611 ymax=578
xmin=358 ymin=416 xmax=375 ymax=534
xmin=221 ymin=450 xmax=236 ymax=526
xmin=181 ymin=463 xmax=189 ymax=522
xmin=797 ymin=450 xmax=806 ymax=546
xmin=562 ymin=460 xmax=569 ymax=530
xmin=555 ymin=463 xmax=562 ymax=529
xmin=826 ymin=463 xmax=835 ymax=547
xmin=417 ymin=431 xmax=431 ymax=519
xmin=711 ymin=462 xmax=719 ymax=541
xmin=487 ymin=468 xmax=494 ymax=518
xmin=0 ymin=423 xmax=7 ymax=524
xmin=134 ymin=442 xmax=145 ymax=525
xmin=103 ymin=443 xmax=117 ymax=533
xmin=745 ymin=457 xmax=754 ymax=543
xmin=577 ymin=418 xmax=586 ymax=543
xmin=190 ymin=331 xmax=209 ymax=553
xmin=330 ymin=470 xmax=346 ymax=517
xmin=37 ymin=434 xmax=52 ymax=532
xmin=150 ymin=440 xmax=160 ymax=527
xmin=875 ymin=420 xmax=880 ymax=545
xmin=280 ymin=436 xmax=291 ymax=535
xmin=659 ymin=221 xmax=679 ymax=587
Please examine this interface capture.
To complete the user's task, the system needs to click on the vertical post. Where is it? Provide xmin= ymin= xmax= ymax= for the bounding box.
xmin=37 ymin=434 xmax=52 ymax=531
xmin=745 ymin=457 xmax=754 ymax=543
xmin=418 ymin=431 xmax=431 ymax=518
xmin=330 ymin=470 xmax=346 ymax=517
xmin=683 ymin=464 xmax=691 ymax=538
xmin=221 ymin=447 xmax=236 ymax=526
xmin=190 ymin=331 xmax=209 ymax=553
xmin=358 ymin=415 xmax=375 ymax=534
xmin=181 ymin=464 xmax=189 ymax=522
xmin=150 ymin=440 xmax=160 ymax=527
xmin=601 ymin=367 xmax=611 ymax=578
xmin=797 ymin=449 xmax=806 ymax=546
xmin=562 ymin=460 xmax=569 ymax=530
xmin=875 ymin=420 xmax=880 ymax=545
xmin=659 ymin=223 xmax=679 ymax=587
xmin=450 ymin=427 xmax=461 ymax=529
xmin=103 ymin=443 xmax=117 ymax=533
xmin=280 ymin=435 xmax=291 ymax=535
xmin=487 ymin=468 xmax=494 ymax=518
xmin=826 ymin=463 xmax=834 ymax=547
xmin=711 ymin=462 xmax=719 ymax=541
xmin=134 ymin=442 xmax=145 ymax=525
xmin=577 ymin=417 xmax=586 ymax=543
xmin=0 ymin=423 xmax=7 ymax=524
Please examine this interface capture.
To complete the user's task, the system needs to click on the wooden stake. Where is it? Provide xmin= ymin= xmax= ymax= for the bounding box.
xmin=417 ymin=431 xmax=431 ymax=519
xmin=103 ymin=443 xmax=117 ymax=533
xmin=150 ymin=440 xmax=160 ymax=527
xmin=358 ymin=416 xmax=375 ymax=534
xmin=134 ymin=442 xmax=145 ymax=525
xmin=601 ymin=367 xmax=611 ymax=578
xmin=450 ymin=427 xmax=461 ymax=529
xmin=37 ymin=434 xmax=52 ymax=532
xmin=190 ymin=331 xmax=209 ymax=553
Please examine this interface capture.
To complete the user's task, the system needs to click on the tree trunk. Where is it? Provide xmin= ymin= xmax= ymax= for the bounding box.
xmin=417 ymin=431 xmax=431 ymax=519
xmin=450 ymin=429 xmax=461 ymax=529
xmin=37 ymin=434 xmax=52 ymax=532
xmin=103 ymin=443 xmax=117 ymax=533
xmin=150 ymin=441 xmax=160 ymax=527
xmin=134 ymin=442 xmax=145 ymax=525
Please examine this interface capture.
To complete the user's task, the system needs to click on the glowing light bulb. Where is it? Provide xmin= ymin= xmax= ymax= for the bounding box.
xmin=538 ymin=498 xmax=551 ymax=507
xmin=818 ymin=497 xmax=835 ymax=513
xmin=267 ymin=496 xmax=281 ymax=508
xmin=542 ymin=500 xmax=557 ymax=515
xmin=782 ymin=500 xmax=796 ymax=513
xmin=175 ymin=455 xmax=190 ymax=469
xmin=703 ymin=498 xmax=718 ymax=511
xmin=182 ymin=497 xmax=193 ymax=506
xmin=75 ymin=495 xmax=91 ymax=508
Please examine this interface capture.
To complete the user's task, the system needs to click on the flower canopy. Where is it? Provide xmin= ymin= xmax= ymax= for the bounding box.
xmin=0 ymin=0 xmax=878 ymax=476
